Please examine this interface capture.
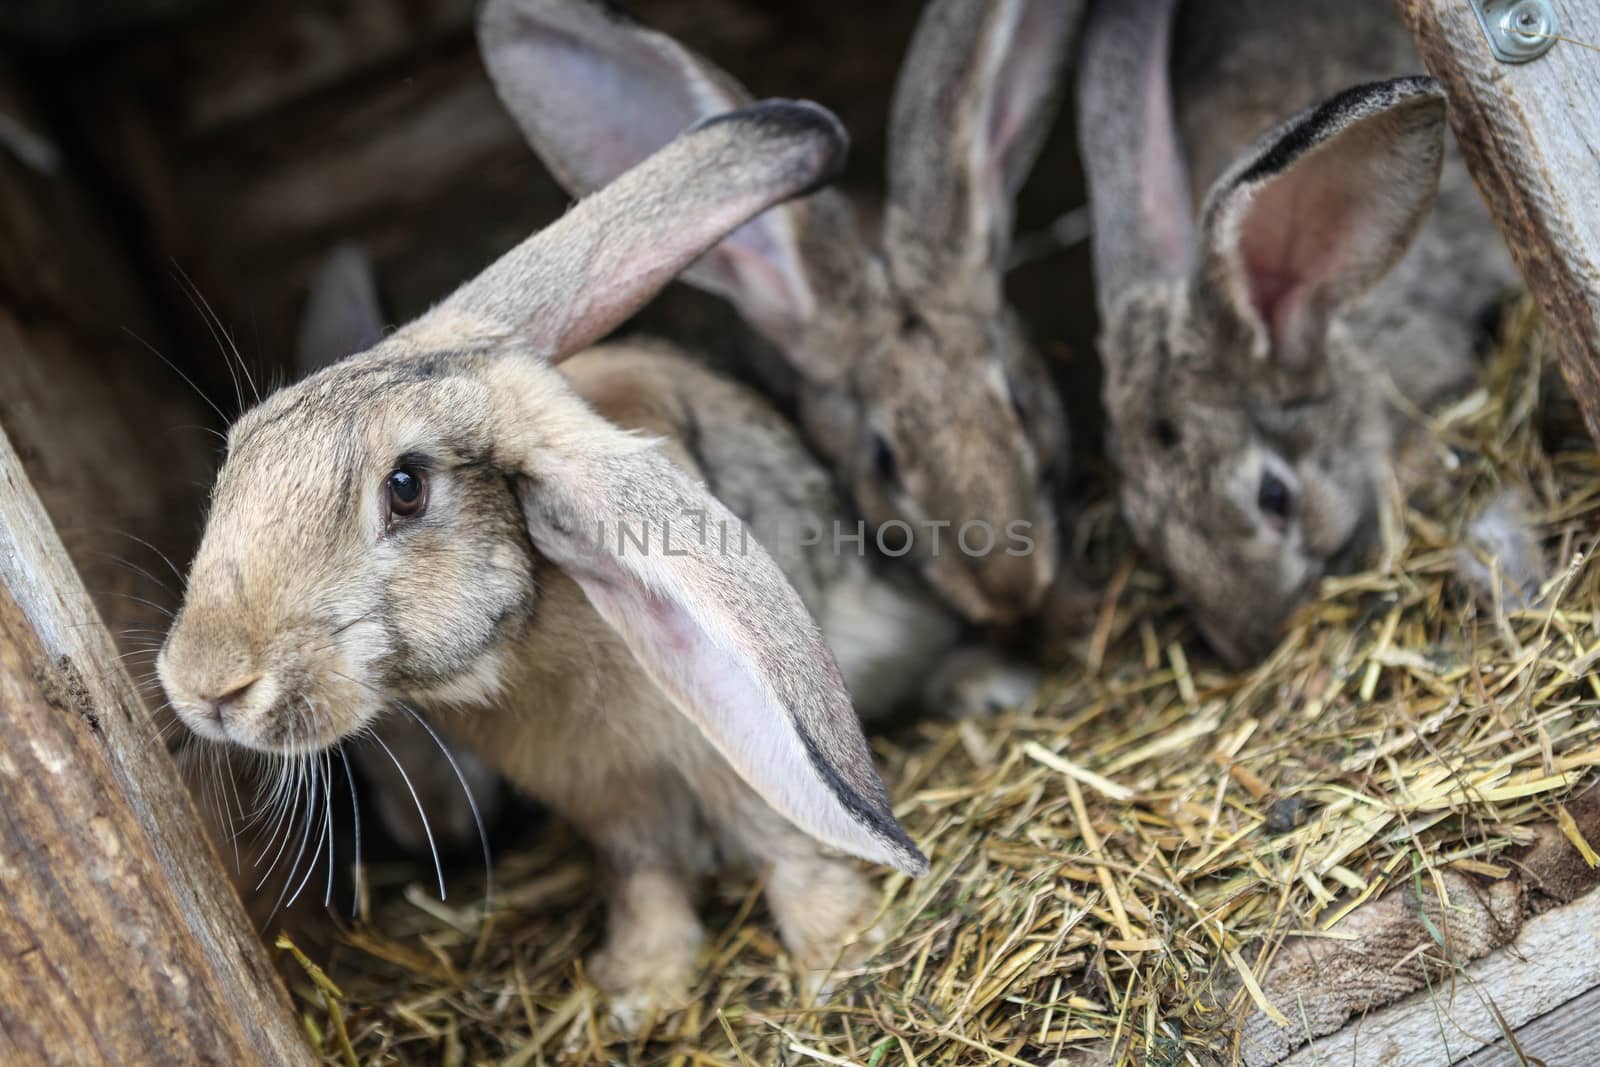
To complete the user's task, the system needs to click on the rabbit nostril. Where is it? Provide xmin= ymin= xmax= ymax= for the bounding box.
xmin=200 ymin=676 xmax=260 ymax=724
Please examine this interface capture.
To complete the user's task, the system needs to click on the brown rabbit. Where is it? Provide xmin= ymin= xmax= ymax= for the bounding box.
xmin=478 ymin=0 xmax=1080 ymax=626
xmin=1078 ymin=0 xmax=1520 ymax=665
xmin=158 ymin=103 xmax=925 ymax=1028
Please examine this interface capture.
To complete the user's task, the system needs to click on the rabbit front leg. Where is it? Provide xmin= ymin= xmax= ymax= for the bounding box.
xmin=710 ymin=785 xmax=883 ymax=998
xmin=567 ymin=769 xmax=712 ymax=1032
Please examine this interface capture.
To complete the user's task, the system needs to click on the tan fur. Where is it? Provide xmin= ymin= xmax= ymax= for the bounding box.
xmin=1079 ymin=0 xmax=1521 ymax=665
xmin=479 ymin=0 xmax=1081 ymax=624
xmin=158 ymin=106 xmax=931 ymax=1027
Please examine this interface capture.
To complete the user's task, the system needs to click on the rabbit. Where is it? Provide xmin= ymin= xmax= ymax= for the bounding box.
xmin=157 ymin=101 xmax=929 ymax=1028
xmin=1077 ymin=0 xmax=1522 ymax=666
xmin=296 ymin=244 xmax=508 ymax=860
xmin=476 ymin=0 xmax=1081 ymax=627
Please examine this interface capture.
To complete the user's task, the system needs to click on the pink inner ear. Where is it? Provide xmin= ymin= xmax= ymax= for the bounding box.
xmin=1236 ymin=169 xmax=1359 ymax=347
xmin=1134 ymin=15 xmax=1191 ymax=268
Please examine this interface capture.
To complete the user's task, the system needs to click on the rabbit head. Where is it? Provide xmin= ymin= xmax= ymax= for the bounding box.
xmin=1080 ymin=0 xmax=1448 ymax=665
xmin=157 ymin=102 xmax=927 ymax=875
xmin=478 ymin=0 xmax=1077 ymax=625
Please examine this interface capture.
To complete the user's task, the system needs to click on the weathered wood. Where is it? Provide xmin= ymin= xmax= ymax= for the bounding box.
xmin=1279 ymin=887 xmax=1600 ymax=1066
xmin=1461 ymin=982 xmax=1600 ymax=1066
xmin=1397 ymin=0 xmax=1600 ymax=443
xmin=0 ymin=428 xmax=315 ymax=1065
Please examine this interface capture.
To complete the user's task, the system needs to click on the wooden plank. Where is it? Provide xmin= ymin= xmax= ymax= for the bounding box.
xmin=1279 ymin=887 xmax=1600 ymax=1066
xmin=0 ymin=422 xmax=315 ymax=1064
xmin=1459 ymin=983 xmax=1600 ymax=1066
xmin=1396 ymin=0 xmax=1600 ymax=443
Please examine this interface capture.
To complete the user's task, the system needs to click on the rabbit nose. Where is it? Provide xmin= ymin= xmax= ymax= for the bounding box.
xmin=198 ymin=676 xmax=260 ymax=724
xmin=973 ymin=553 xmax=1051 ymax=622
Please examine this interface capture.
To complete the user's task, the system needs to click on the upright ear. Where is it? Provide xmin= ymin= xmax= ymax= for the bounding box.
xmin=415 ymin=98 xmax=848 ymax=360
xmin=478 ymin=0 xmax=851 ymax=352
xmin=295 ymin=243 xmax=387 ymax=375
xmin=490 ymin=363 xmax=927 ymax=875
xmin=1077 ymin=0 xmax=1192 ymax=318
xmin=1192 ymin=77 xmax=1447 ymax=369
xmin=884 ymin=0 xmax=1080 ymax=305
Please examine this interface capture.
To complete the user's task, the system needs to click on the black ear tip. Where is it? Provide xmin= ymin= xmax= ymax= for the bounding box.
xmin=898 ymin=845 xmax=931 ymax=878
xmin=692 ymin=99 xmax=851 ymax=191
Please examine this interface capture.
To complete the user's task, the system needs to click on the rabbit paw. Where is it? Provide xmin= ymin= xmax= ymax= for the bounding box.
xmin=767 ymin=856 xmax=883 ymax=1000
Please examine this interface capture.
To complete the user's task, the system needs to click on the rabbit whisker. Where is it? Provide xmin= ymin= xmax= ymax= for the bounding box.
xmin=371 ymin=730 xmax=448 ymax=901
xmin=339 ymin=744 xmax=364 ymax=920
xmin=396 ymin=700 xmax=494 ymax=909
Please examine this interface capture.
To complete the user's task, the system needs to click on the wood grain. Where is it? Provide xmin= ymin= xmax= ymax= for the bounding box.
xmin=1278 ymin=887 xmax=1600 ymax=1066
xmin=1397 ymin=0 xmax=1600 ymax=443
xmin=0 ymin=417 xmax=315 ymax=1066
xmin=1461 ymin=982 xmax=1600 ymax=1066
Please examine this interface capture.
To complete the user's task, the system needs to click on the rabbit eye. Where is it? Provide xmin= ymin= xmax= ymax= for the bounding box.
xmin=869 ymin=431 xmax=900 ymax=489
xmin=1152 ymin=418 xmax=1180 ymax=448
xmin=1257 ymin=471 xmax=1292 ymax=525
xmin=386 ymin=466 xmax=429 ymax=522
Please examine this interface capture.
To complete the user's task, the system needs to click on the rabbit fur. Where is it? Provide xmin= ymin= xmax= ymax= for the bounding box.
xmin=1078 ymin=0 xmax=1520 ymax=665
xmin=477 ymin=0 xmax=1083 ymax=626
xmin=159 ymin=103 xmax=928 ymax=1027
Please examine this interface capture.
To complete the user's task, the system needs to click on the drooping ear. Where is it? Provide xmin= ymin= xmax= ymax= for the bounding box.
xmin=1192 ymin=77 xmax=1447 ymax=369
xmin=1076 ymin=0 xmax=1192 ymax=318
xmin=413 ymin=98 xmax=848 ymax=361
xmin=477 ymin=0 xmax=853 ymax=353
xmin=295 ymin=243 xmax=387 ymax=375
xmin=489 ymin=362 xmax=927 ymax=875
xmin=884 ymin=0 xmax=1081 ymax=306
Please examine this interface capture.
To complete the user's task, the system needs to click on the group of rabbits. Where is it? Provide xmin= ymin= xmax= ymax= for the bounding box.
xmin=154 ymin=0 xmax=1528 ymax=1026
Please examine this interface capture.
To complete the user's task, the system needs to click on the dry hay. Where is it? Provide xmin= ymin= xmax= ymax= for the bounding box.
xmin=287 ymin=300 xmax=1600 ymax=1065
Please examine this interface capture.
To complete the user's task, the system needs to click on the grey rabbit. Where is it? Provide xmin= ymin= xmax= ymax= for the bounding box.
xmin=1078 ymin=0 xmax=1521 ymax=665
xmin=477 ymin=0 xmax=1081 ymax=626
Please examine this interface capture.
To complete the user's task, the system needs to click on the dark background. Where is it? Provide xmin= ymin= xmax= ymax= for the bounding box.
xmin=4 ymin=0 xmax=1101 ymax=440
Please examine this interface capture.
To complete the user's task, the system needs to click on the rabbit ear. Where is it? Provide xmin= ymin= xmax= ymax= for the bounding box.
xmin=884 ymin=0 xmax=1079 ymax=306
xmin=491 ymin=363 xmax=927 ymax=875
xmin=296 ymin=244 xmax=387 ymax=374
xmin=1077 ymin=0 xmax=1192 ymax=318
xmin=1192 ymin=77 xmax=1447 ymax=370
xmin=413 ymin=98 xmax=848 ymax=361
xmin=477 ymin=0 xmax=842 ymax=353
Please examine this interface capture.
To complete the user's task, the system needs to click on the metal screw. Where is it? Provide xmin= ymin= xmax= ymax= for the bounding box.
xmin=1470 ymin=0 xmax=1560 ymax=63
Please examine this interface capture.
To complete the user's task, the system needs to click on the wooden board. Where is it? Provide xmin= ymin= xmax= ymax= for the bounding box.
xmin=0 ymin=420 xmax=314 ymax=1064
xmin=1279 ymin=886 xmax=1600 ymax=1066
xmin=1397 ymin=0 xmax=1600 ymax=444
xmin=1461 ymin=983 xmax=1600 ymax=1066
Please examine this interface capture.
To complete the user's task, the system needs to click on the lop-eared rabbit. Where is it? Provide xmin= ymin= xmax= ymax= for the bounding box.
xmin=158 ymin=104 xmax=927 ymax=1027
xmin=1079 ymin=0 xmax=1521 ymax=664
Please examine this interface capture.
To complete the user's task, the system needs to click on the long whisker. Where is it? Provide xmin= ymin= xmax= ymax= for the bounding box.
xmin=171 ymin=260 xmax=247 ymax=412
xmin=272 ymin=752 xmax=323 ymax=916
xmin=396 ymin=701 xmax=493 ymax=909
xmin=322 ymin=751 xmax=337 ymax=909
xmin=120 ymin=326 xmax=230 ymax=426
xmin=371 ymin=732 xmax=447 ymax=901
xmin=285 ymin=755 xmax=333 ymax=910
xmin=339 ymin=744 xmax=363 ymax=919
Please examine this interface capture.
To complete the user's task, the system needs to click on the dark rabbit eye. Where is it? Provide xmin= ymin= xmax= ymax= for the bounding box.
xmin=869 ymin=430 xmax=900 ymax=489
xmin=386 ymin=466 xmax=429 ymax=521
xmin=1152 ymin=418 xmax=1180 ymax=448
xmin=1258 ymin=471 xmax=1292 ymax=523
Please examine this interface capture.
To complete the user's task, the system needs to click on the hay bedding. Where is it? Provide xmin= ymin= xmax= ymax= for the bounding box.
xmin=290 ymin=302 xmax=1600 ymax=1066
